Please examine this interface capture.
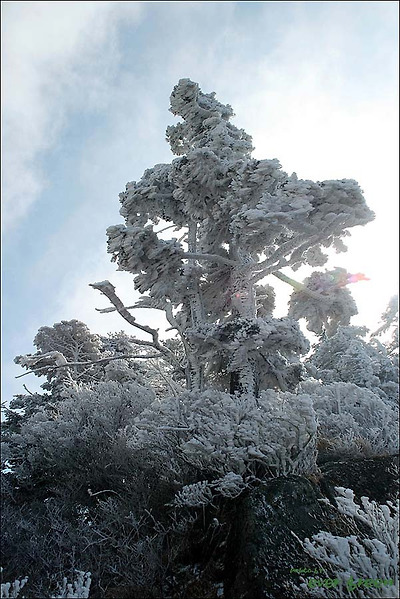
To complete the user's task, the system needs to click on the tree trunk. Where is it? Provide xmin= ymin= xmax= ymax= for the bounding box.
xmin=186 ymin=222 xmax=205 ymax=393
xmin=229 ymin=247 xmax=257 ymax=395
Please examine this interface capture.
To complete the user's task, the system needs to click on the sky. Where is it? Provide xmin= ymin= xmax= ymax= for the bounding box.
xmin=2 ymin=1 xmax=399 ymax=400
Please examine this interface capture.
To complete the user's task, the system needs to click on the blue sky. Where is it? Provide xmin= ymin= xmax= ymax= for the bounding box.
xmin=2 ymin=1 xmax=398 ymax=400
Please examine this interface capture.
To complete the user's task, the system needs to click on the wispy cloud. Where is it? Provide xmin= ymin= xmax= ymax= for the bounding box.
xmin=2 ymin=1 xmax=143 ymax=228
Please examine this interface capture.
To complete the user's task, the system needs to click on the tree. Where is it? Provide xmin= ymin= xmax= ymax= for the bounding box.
xmin=6 ymin=321 xmax=161 ymax=438
xmin=14 ymin=320 xmax=105 ymax=394
xmin=95 ymin=78 xmax=374 ymax=396
xmin=371 ymin=295 xmax=399 ymax=361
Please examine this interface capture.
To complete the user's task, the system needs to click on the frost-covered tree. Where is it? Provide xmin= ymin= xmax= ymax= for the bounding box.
xmin=96 ymin=78 xmax=374 ymax=396
xmin=372 ymin=295 xmax=399 ymax=350
xmin=14 ymin=320 xmax=104 ymax=393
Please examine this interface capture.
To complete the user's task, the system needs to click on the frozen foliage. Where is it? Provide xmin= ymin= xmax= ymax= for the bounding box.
xmin=15 ymin=320 xmax=104 ymax=392
xmin=301 ymin=488 xmax=399 ymax=598
xmin=0 ymin=572 xmax=91 ymax=599
xmin=172 ymin=480 xmax=214 ymax=508
xmin=7 ymin=322 xmax=158 ymax=440
xmin=334 ymin=487 xmax=398 ymax=552
xmin=134 ymin=389 xmax=318 ymax=478
xmin=53 ymin=572 xmax=91 ymax=599
xmin=307 ymin=326 xmax=399 ymax=404
xmin=34 ymin=320 xmax=102 ymax=363
xmin=173 ymin=472 xmax=248 ymax=507
xmin=8 ymin=381 xmax=156 ymax=494
xmin=188 ymin=316 xmax=309 ymax=393
xmin=371 ymin=296 xmax=399 ymax=377
xmin=288 ymin=268 xmax=359 ymax=336
xmin=372 ymin=295 xmax=399 ymax=345
xmin=14 ymin=321 xmax=150 ymax=394
xmin=254 ymin=283 xmax=276 ymax=317
xmin=210 ymin=471 xmax=248 ymax=498
xmin=107 ymin=224 xmax=185 ymax=302
xmin=301 ymin=381 xmax=399 ymax=459
xmin=0 ymin=575 xmax=28 ymax=599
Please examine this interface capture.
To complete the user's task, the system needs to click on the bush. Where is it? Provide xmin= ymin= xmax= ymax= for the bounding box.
xmin=300 ymin=381 xmax=399 ymax=461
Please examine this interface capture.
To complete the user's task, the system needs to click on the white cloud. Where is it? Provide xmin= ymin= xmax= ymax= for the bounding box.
xmin=1 ymin=1 xmax=143 ymax=228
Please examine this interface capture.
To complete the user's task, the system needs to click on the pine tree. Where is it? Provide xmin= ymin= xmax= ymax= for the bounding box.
xmin=95 ymin=78 xmax=374 ymax=396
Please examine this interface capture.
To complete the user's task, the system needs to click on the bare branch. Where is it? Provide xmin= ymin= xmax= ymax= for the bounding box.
xmin=146 ymin=359 xmax=184 ymax=397
xmin=23 ymin=384 xmax=35 ymax=395
xmin=88 ymin=488 xmax=122 ymax=499
xmin=90 ymin=281 xmax=182 ymax=371
xmin=90 ymin=281 xmax=161 ymax=344
xmin=155 ymin=223 xmax=181 ymax=235
xmin=95 ymin=303 xmax=162 ymax=314
xmin=157 ymin=426 xmax=191 ymax=431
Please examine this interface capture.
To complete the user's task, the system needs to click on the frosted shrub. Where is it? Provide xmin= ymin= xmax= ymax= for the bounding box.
xmin=300 ymin=488 xmax=399 ymax=598
xmin=300 ymin=381 xmax=399 ymax=459
xmin=173 ymin=481 xmax=214 ymax=508
xmin=307 ymin=325 xmax=398 ymax=404
xmin=0 ymin=572 xmax=91 ymax=599
xmin=133 ymin=389 xmax=318 ymax=479
xmin=52 ymin=571 xmax=91 ymax=599
xmin=334 ymin=487 xmax=398 ymax=557
xmin=210 ymin=471 xmax=248 ymax=498
xmin=12 ymin=380 xmax=155 ymax=471
xmin=0 ymin=576 xmax=28 ymax=599
xmin=172 ymin=472 xmax=248 ymax=508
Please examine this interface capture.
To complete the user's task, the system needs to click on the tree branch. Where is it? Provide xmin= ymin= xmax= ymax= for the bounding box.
xmin=15 ymin=353 xmax=162 ymax=378
xmin=182 ymin=252 xmax=237 ymax=267
xmin=90 ymin=281 xmax=161 ymax=344
xmin=271 ymin=271 xmax=327 ymax=301
xmin=90 ymin=280 xmax=182 ymax=370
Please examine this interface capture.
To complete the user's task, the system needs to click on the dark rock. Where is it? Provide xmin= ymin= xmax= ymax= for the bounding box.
xmin=167 ymin=456 xmax=399 ymax=599
xmin=223 ymin=475 xmax=373 ymax=599
xmin=319 ymin=454 xmax=399 ymax=504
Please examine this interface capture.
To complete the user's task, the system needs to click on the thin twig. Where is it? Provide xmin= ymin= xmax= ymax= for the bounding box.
xmin=23 ymin=384 xmax=35 ymax=395
xmin=272 ymin=271 xmax=326 ymax=300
